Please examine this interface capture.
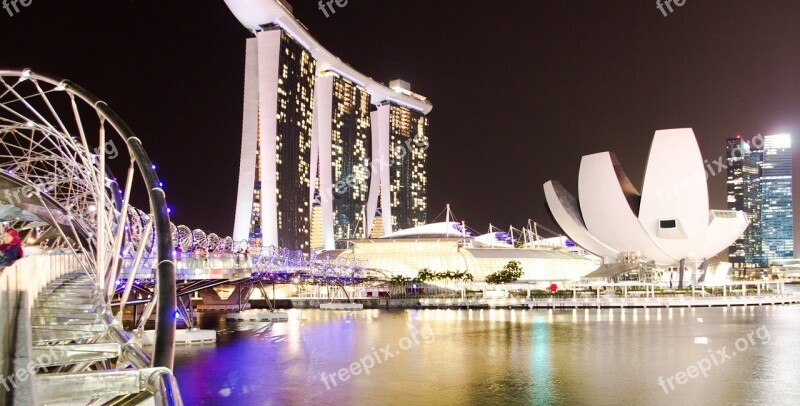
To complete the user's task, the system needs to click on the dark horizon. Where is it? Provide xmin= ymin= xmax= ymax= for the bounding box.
xmin=2 ymin=0 xmax=798 ymax=246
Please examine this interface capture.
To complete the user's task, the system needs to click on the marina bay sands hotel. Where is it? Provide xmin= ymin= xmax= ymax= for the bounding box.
xmin=224 ymin=0 xmax=433 ymax=251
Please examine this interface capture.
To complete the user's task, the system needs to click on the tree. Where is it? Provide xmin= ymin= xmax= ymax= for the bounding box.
xmin=389 ymin=275 xmax=411 ymax=285
xmin=485 ymin=260 xmax=524 ymax=285
xmin=504 ymin=260 xmax=523 ymax=279
xmin=417 ymin=268 xmax=435 ymax=282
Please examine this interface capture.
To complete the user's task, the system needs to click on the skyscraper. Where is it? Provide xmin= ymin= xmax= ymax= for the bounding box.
xmin=726 ymin=133 xmax=793 ymax=267
xmin=233 ymin=26 xmax=316 ymax=251
xmin=760 ymin=133 xmax=793 ymax=262
xmin=226 ymin=0 xmax=432 ymax=251
xmin=726 ymin=137 xmax=763 ymax=267
xmin=388 ymin=98 xmax=429 ymax=230
xmin=311 ymin=72 xmax=373 ymax=248
xmin=364 ymin=91 xmax=430 ymax=239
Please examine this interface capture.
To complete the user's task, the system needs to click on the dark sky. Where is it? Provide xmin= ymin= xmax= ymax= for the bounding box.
xmin=2 ymin=0 xmax=799 ymax=240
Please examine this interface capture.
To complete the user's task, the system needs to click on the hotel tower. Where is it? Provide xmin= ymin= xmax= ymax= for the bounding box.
xmin=225 ymin=0 xmax=433 ymax=251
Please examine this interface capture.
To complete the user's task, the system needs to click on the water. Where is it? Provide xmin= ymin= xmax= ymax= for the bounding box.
xmin=173 ymin=305 xmax=800 ymax=405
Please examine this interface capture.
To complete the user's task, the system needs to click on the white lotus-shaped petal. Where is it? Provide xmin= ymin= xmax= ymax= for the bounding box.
xmin=544 ymin=128 xmax=748 ymax=265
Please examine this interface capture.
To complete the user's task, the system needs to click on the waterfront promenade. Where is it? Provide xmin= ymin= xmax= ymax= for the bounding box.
xmin=230 ymin=288 xmax=800 ymax=310
xmin=419 ymin=294 xmax=800 ymax=309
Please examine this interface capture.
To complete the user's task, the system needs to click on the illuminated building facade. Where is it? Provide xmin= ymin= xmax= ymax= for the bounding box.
xmin=726 ymin=137 xmax=764 ymax=267
xmin=233 ymin=25 xmax=316 ymax=251
xmin=760 ymin=133 xmax=793 ymax=262
xmin=331 ymin=76 xmax=372 ymax=241
xmin=726 ymin=133 xmax=793 ymax=267
xmin=312 ymin=73 xmax=373 ymax=247
xmin=226 ymin=0 xmax=432 ymax=251
xmin=365 ymin=90 xmax=430 ymax=241
xmin=389 ymin=102 xmax=429 ymax=230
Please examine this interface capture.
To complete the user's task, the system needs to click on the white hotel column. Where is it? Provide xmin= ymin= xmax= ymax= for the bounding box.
xmin=311 ymin=75 xmax=336 ymax=250
xmin=232 ymin=37 xmax=260 ymax=242
xmin=365 ymin=104 xmax=393 ymax=236
xmin=255 ymin=30 xmax=282 ymax=248
xmin=232 ymin=30 xmax=282 ymax=247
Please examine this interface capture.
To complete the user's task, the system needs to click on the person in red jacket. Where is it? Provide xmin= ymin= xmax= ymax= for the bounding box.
xmin=0 ymin=228 xmax=24 ymax=267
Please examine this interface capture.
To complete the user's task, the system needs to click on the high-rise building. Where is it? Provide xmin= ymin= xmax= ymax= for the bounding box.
xmin=726 ymin=133 xmax=793 ymax=267
xmin=364 ymin=94 xmax=430 ymax=239
xmin=312 ymin=72 xmax=373 ymax=247
xmin=760 ymin=133 xmax=793 ymax=262
xmin=225 ymin=0 xmax=432 ymax=251
xmin=233 ymin=26 xmax=316 ymax=251
xmin=388 ymin=101 xmax=429 ymax=230
xmin=726 ymin=137 xmax=763 ymax=267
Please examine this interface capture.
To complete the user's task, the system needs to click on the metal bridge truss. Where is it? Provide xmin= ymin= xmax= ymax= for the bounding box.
xmin=0 ymin=69 xmax=181 ymax=405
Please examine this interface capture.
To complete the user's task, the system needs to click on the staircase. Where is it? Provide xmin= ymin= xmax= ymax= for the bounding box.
xmin=33 ymin=271 xmax=181 ymax=405
xmin=2 ymin=258 xmax=182 ymax=405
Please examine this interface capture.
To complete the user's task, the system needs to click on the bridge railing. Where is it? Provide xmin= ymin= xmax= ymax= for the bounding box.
xmin=121 ymin=253 xmax=252 ymax=271
xmin=118 ymin=253 xmax=254 ymax=281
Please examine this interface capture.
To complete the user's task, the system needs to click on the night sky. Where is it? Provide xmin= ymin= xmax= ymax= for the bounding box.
xmin=2 ymin=0 xmax=799 ymax=242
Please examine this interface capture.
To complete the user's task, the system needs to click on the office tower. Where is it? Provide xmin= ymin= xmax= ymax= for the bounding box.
xmin=727 ymin=137 xmax=764 ymax=267
xmin=760 ymin=133 xmax=793 ymax=262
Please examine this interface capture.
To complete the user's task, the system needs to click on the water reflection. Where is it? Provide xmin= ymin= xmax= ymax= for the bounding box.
xmin=173 ymin=306 xmax=800 ymax=405
xmin=530 ymin=317 xmax=554 ymax=404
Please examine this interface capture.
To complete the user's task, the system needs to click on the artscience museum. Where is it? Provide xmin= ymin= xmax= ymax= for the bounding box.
xmin=544 ymin=128 xmax=749 ymax=270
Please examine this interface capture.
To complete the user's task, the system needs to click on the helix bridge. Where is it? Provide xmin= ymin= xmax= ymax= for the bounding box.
xmin=0 ymin=68 xmax=380 ymax=405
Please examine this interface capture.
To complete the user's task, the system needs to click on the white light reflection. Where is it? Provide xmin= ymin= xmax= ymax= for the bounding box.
xmin=529 ymin=317 xmax=554 ymax=404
